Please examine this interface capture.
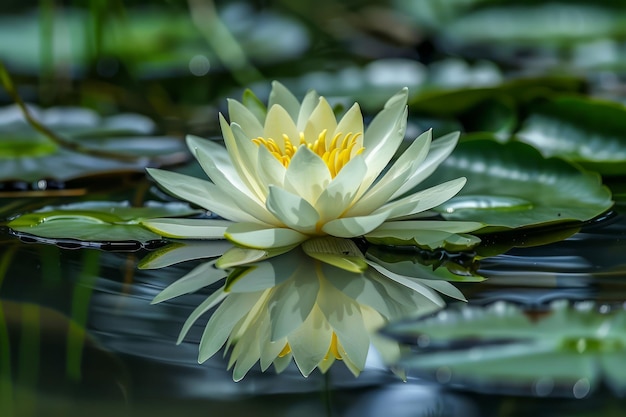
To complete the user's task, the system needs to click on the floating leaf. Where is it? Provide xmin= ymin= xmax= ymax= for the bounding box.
xmin=410 ymin=76 xmax=585 ymax=118
xmin=0 ymin=104 xmax=187 ymax=185
xmin=422 ymin=138 xmax=613 ymax=231
xmin=8 ymin=201 xmax=201 ymax=243
xmin=385 ymin=300 xmax=626 ymax=398
xmin=517 ymin=96 xmax=626 ymax=175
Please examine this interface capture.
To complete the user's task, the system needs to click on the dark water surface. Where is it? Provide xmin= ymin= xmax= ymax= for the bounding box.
xmin=1 ymin=191 xmax=625 ymax=417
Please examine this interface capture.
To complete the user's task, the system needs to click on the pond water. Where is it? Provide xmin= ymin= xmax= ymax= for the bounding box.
xmin=1 ymin=179 xmax=624 ymax=417
xmin=2 ymin=2 xmax=626 ymax=415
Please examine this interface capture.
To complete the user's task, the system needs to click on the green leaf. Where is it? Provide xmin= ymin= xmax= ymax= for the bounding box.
xmin=517 ymin=96 xmax=626 ymax=175
xmin=422 ymin=138 xmax=613 ymax=231
xmin=386 ymin=300 xmax=626 ymax=397
xmin=410 ymin=76 xmax=584 ymax=118
xmin=8 ymin=201 xmax=200 ymax=243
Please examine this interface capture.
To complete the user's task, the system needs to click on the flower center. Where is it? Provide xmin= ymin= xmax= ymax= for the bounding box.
xmin=252 ymin=129 xmax=364 ymax=178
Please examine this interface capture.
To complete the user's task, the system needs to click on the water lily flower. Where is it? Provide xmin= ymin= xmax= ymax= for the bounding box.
xmin=151 ymin=242 xmax=463 ymax=381
xmin=142 ymin=82 xmax=480 ymax=258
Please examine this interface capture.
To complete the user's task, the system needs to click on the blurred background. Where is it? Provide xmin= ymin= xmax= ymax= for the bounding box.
xmin=2 ymin=0 xmax=626 ymax=137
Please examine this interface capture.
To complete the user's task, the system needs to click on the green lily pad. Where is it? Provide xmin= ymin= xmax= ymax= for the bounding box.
xmin=0 ymin=104 xmax=187 ymax=184
xmin=422 ymin=137 xmax=613 ymax=231
xmin=8 ymin=201 xmax=201 ymax=243
xmin=442 ymin=4 xmax=624 ymax=46
xmin=516 ymin=96 xmax=626 ymax=175
xmin=385 ymin=300 xmax=626 ymax=398
xmin=410 ymin=76 xmax=585 ymax=117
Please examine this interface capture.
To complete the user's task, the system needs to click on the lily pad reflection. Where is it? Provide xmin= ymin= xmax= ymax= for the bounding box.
xmin=385 ymin=300 xmax=626 ymax=398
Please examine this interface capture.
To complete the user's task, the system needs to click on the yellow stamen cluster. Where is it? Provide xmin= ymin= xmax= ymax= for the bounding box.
xmin=252 ymin=130 xmax=364 ymax=178
xmin=277 ymin=332 xmax=343 ymax=360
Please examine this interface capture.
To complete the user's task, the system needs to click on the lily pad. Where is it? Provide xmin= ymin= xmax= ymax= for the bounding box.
xmin=442 ymin=4 xmax=624 ymax=46
xmin=385 ymin=300 xmax=626 ymax=398
xmin=8 ymin=201 xmax=201 ymax=244
xmin=516 ymin=96 xmax=626 ymax=175
xmin=422 ymin=138 xmax=613 ymax=231
xmin=409 ymin=76 xmax=585 ymax=117
xmin=0 ymin=104 xmax=187 ymax=184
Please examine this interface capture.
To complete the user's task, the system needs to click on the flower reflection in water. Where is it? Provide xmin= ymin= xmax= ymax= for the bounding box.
xmin=145 ymin=238 xmax=465 ymax=381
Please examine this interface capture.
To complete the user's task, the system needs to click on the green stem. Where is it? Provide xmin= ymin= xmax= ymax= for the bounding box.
xmin=187 ymin=0 xmax=264 ymax=85
xmin=0 ymin=60 xmax=142 ymax=162
xmin=66 ymin=249 xmax=100 ymax=381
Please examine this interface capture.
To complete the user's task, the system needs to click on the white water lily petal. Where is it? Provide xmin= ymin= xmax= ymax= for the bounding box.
xmin=227 ymin=98 xmax=264 ymax=138
xmin=391 ymin=131 xmax=460 ymax=199
xmin=317 ymin=280 xmax=369 ymax=372
xmin=139 ymin=241 xmax=234 ymax=270
xmin=366 ymin=267 xmax=435 ymax=309
xmin=177 ymin=288 xmax=228 ymax=344
xmin=222 ymin=118 xmax=268 ymax=198
xmin=284 ymin=146 xmax=332 ymax=204
xmin=323 ymin=265 xmax=405 ymax=319
xmin=287 ymin=306 xmax=333 ymax=376
xmin=322 ymin=210 xmax=390 ymax=238
xmin=186 ymin=135 xmax=234 ymax=176
xmin=335 ymin=103 xmax=364 ymax=139
xmin=367 ymin=261 xmax=446 ymax=307
xmin=314 ymin=155 xmax=366 ymax=222
xmin=302 ymin=237 xmax=367 ymax=273
xmin=194 ymin=145 xmax=279 ymax=225
xmin=198 ymin=291 xmax=267 ymax=362
xmin=357 ymin=89 xmax=408 ymax=195
xmin=264 ymin=104 xmax=300 ymax=149
xmin=417 ymin=278 xmax=467 ymax=301
xmin=151 ymin=260 xmax=227 ymax=304
xmin=260 ymin=334 xmax=287 ymax=372
xmin=186 ymin=135 xmax=249 ymax=193
xmin=296 ymin=89 xmax=320 ymax=131
xmin=217 ymin=245 xmax=296 ymax=270
xmin=256 ymin=145 xmax=286 ymax=188
xmin=217 ymin=247 xmax=272 ymax=270
xmin=377 ymin=177 xmax=467 ymax=220
xmin=371 ymin=220 xmax=483 ymax=234
xmin=147 ymin=168 xmax=257 ymax=223
xmin=303 ymin=97 xmax=337 ymax=145
xmin=219 ymin=118 xmax=265 ymax=201
xmin=268 ymin=270 xmax=320 ymax=341
xmin=351 ymin=130 xmax=432 ymax=215
xmin=272 ymin=352 xmax=293 ymax=373
xmin=266 ymin=185 xmax=320 ymax=233
xmin=225 ymin=222 xmax=308 ymax=249
xmin=226 ymin=250 xmax=301 ymax=292
xmin=142 ymin=217 xmax=233 ymax=239
xmin=231 ymin=331 xmax=263 ymax=382
xmin=268 ymin=80 xmax=301 ymax=121
xmin=345 ymin=164 xmax=413 ymax=217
